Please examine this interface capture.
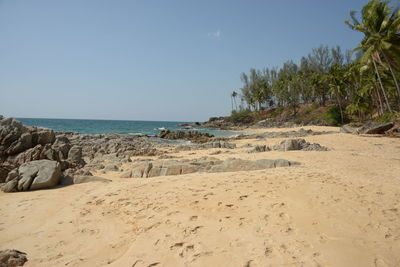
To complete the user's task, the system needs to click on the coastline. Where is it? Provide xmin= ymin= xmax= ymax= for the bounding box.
xmin=1 ymin=118 xmax=399 ymax=266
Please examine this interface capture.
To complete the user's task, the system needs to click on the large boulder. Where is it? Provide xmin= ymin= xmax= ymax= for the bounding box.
xmin=358 ymin=122 xmax=394 ymax=134
xmin=0 ymin=116 xmax=70 ymax=180
xmin=269 ymin=139 xmax=328 ymax=152
xmin=1 ymin=160 xmax=61 ymax=192
xmin=33 ymin=129 xmax=55 ymax=145
xmin=282 ymin=139 xmax=302 ymax=151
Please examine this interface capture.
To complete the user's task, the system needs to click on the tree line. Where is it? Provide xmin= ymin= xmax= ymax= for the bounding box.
xmin=232 ymin=0 xmax=400 ymax=123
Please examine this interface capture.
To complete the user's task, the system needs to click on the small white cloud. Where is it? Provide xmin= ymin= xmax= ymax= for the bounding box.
xmin=208 ymin=30 xmax=221 ymax=38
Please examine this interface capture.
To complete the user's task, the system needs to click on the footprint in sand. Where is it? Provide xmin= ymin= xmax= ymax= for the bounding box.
xmin=190 ymin=215 xmax=198 ymax=221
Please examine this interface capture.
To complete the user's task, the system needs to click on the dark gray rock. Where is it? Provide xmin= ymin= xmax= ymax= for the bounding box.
xmin=29 ymin=160 xmax=61 ymax=190
xmin=201 ymin=141 xmax=236 ymax=149
xmin=0 ymin=249 xmax=28 ymax=267
xmin=68 ymin=145 xmax=82 ymax=162
xmin=34 ymin=129 xmax=55 ymax=145
xmin=282 ymin=139 xmax=303 ymax=151
xmin=249 ymin=145 xmax=269 ymax=153
xmin=157 ymin=129 xmax=214 ymax=143
xmin=358 ymin=122 xmax=394 ymax=134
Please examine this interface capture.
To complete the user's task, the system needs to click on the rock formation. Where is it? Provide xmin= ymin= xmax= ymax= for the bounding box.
xmin=249 ymin=138 xmax=328 ymax=153
xmin=157 ymin=129 xmax=214 ymax=143
xmin=340 ymin=122 xmax=395 ymax=135
xmin=236 ymin=128 xmax=337 ymax=140
xmin=1 ymin=160 xmax=62 ymax=192
xmin=0 ymin=249 xmax=27 ymax=267
xmin=120 ymin=157 xmax=299 ymax=178
xmin=0 ymin=116 xmax=83 ymax=183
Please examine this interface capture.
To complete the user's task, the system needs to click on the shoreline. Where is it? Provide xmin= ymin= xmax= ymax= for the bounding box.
xmin=1 ymin=117 xmax=400 ymax=266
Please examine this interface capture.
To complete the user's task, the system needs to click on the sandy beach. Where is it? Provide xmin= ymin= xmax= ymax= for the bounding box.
xmin=1 ymin=126 xmax=400 ymax=267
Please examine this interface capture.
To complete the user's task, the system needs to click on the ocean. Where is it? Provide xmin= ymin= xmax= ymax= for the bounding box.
xmin=17 ymin=118 xmax=238 ymax=137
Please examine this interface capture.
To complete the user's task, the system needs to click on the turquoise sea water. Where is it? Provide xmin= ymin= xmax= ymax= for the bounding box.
xmin=17 ymin=118 xmax=238 ymax=137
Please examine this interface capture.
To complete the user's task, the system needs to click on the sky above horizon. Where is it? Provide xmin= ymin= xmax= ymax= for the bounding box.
xmin=0 ymin=0 xmax=374 ymax=122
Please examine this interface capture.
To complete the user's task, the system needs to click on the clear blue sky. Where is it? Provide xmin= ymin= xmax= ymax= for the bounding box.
xmin=0 ymin=0 xmax=371 ymax=122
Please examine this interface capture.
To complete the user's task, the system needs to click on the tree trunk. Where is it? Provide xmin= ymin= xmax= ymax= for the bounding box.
xmin=380 ymin=50 xmax=400 ymax=110
xmin=374 ymin=85 xmax=384 ymax=116
xmin=336 ymin=94 xmax=344 ymax=124
xmin=372 ymin=57 xmax=392 ymax=113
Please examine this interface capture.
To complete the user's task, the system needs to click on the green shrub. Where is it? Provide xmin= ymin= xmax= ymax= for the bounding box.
xmin=268 ymin=106 xmax=284 ymax=118
xmin=322 ymin=105 xmax=342 ymax=126
xmin=373 ymin=112 xmax=400 ymax=123
xmin=231 ymin=109 xmax=253 ymax=123
xmin=302 ymin=103 xmax=319 ymax=115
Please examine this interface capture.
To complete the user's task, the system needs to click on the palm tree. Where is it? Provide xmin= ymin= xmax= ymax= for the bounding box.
xmin=345 ymin=0 xmax=400 ymax=112
xmin=231 ymin=91 xmax=238 ymax=110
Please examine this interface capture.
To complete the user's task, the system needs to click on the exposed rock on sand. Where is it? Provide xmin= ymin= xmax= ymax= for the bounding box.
xmin=340 ymin=122 xmax=396 ymax=135
xmin=0 ymin=249 xmax=27 ymax=267
xmin=1 ymin=160 xmax=61 ymax=192
xmin=236 ymin=127 xmax=337 ymax=140
xmin=0 ymin=116 xmax=83 ymax=182
xmin=61 ymin=175 xmax=111 ymax=185
xmin=175 ymin=141 xmax=236 ymax=151
xmin=357 ymin=122 xmax=394 ymax=134
xmin=249 ymin=138 xmax=328 ymax=152
xmin=120 ymin=157 xmax=298 ymax=178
